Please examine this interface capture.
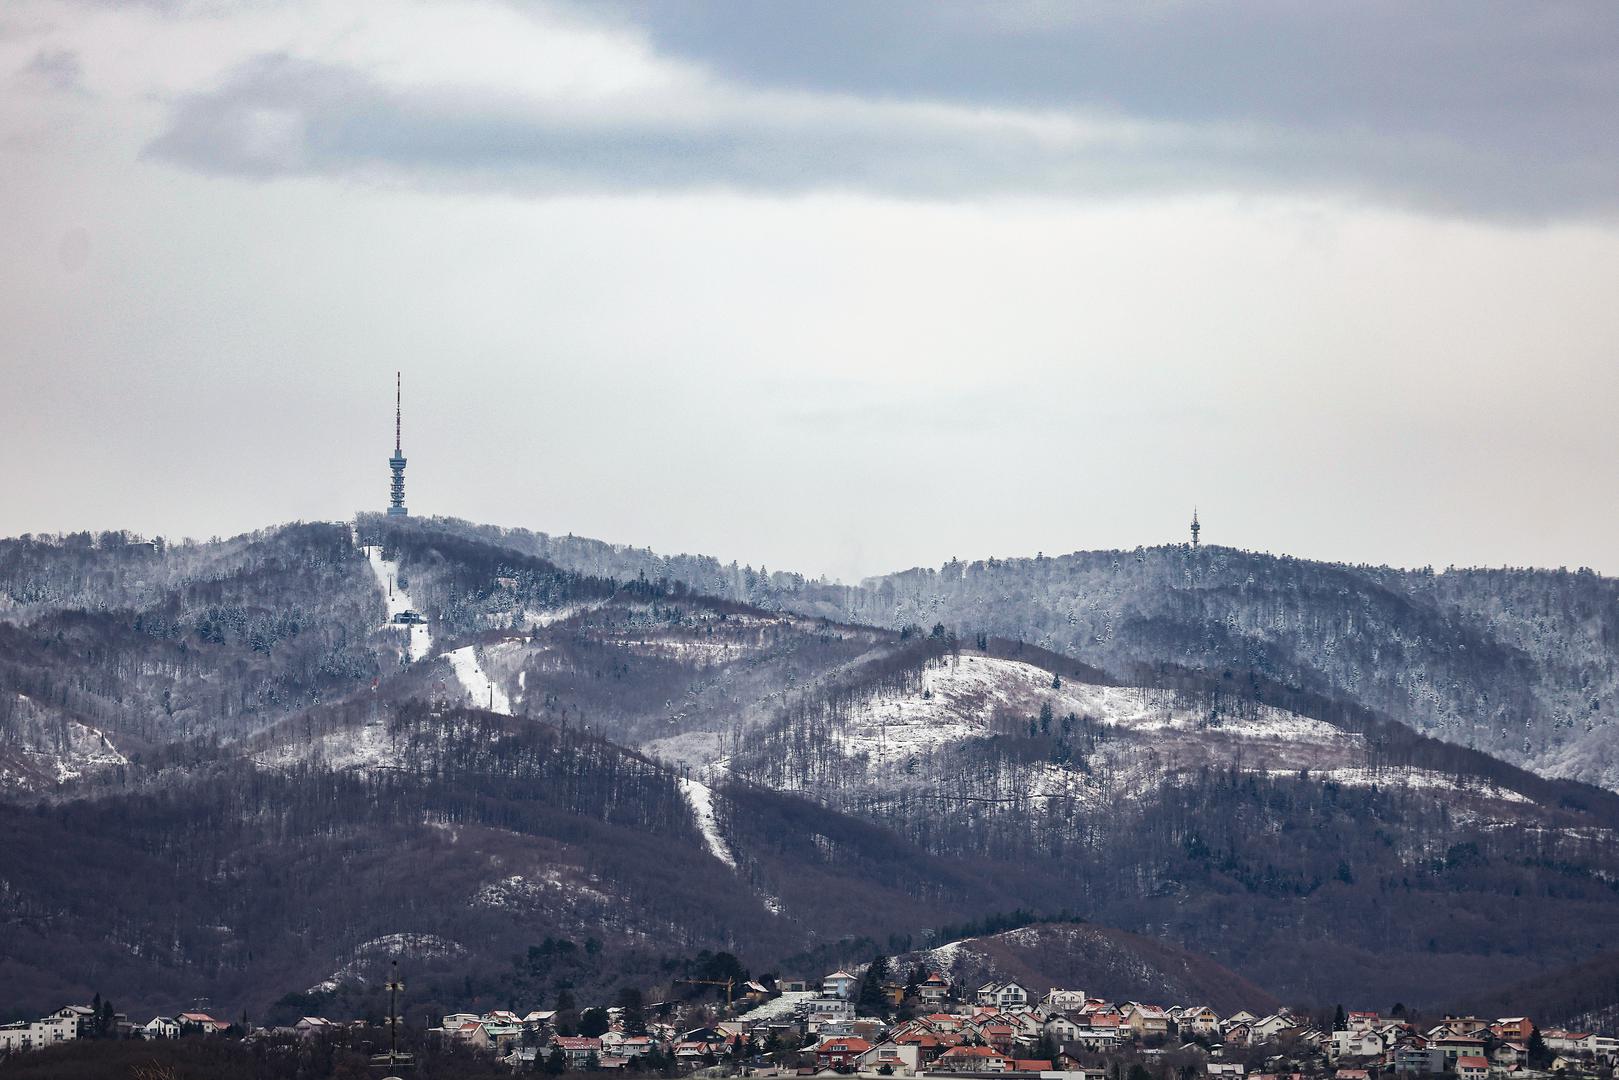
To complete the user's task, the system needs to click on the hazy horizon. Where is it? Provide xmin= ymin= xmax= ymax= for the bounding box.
xmin=5 ymin=1 xmax=1618 ymax=582
xmin=9 ymin=506 xmax=1616 ymax=589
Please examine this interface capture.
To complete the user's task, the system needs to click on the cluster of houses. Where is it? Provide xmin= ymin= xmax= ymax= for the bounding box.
xmin=10 ymin=972 xmax=1619 ymax=1079
xmin=0 ymin=1004 xmax=230 ymax=1054
xmin=1323 ymin=1013 xmax=1619 ymax=1080
xmin=400 ymin=968 xmax=1619 ymax=1078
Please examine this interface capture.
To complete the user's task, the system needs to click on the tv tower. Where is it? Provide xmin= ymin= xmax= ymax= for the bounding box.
xmin=387 ymin=372 xmax=408 ymax=517
xmin=1190 ymin=507 xmax=1201 ymax=548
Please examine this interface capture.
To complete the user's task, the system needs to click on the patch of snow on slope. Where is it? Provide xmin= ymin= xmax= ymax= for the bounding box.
xmin=361 ymin=541 xmax=432 ymax=662
xmin=445 ymin=645 xmax=511 ymax=715
xmin=828 ymin=655 xmax=1358 ymax=770
xmin=678 ymin=777 xmax=736 ymax=869
xmin=280 ymin=716 xmax=403 ymax=772
xmin=306 ymin=932 xmax=464 ymax=993
xmin=0 ymin=692 xmax=128 ymax=789
xmin=923 ymin=938 xmax=973 ymax=972
xmin=524 ymin=602 xmax=604 ymax=628
xmin=1270 ymin=766 xmax=1534 ymax=804
xmin=474 ymin=871 xmax=612 ymax=910
xmin=734 ymin=991 xmax=816 ymax=1023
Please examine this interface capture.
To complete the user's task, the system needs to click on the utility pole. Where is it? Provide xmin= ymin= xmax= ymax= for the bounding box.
xmin=369 ymin=959 xmax=414 ymax=1071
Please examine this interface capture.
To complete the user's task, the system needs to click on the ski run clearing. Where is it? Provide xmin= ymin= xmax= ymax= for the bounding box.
xmin=360 ymin=540 xmax=432 ymax=663
xmin=445 ymin=645 xmax=512 ymax=716
xmin=678 ymin=778 xmax=736 ymax=869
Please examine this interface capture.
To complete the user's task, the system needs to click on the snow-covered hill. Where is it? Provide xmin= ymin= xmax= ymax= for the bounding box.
xmin=905 ymin=922 xmax=1280 ymax=1016
xmin=729 ymin=651 xmax=1543 ymax=819
xmin=799 ymin=653 xmax=1357 ymax=769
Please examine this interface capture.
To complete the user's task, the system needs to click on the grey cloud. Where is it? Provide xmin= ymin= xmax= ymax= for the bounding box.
xmin=143 ymin=2 xmax=1619 ymax=219
xmin=17 ymin=47 xmax=82 ymax=93
xmin=602 ymin=2 xmax=1619 ymax=155
xmin=564 ymin=0 xmax=1619 ymax=217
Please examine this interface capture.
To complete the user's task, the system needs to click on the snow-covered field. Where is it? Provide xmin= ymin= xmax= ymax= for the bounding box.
xmin=678 ymin=777 xmax=736 ymax=868
xmin=362 ymin=541 xmax=432 ymax=662
xmin=733 ymin=990 xmax=816 ymax=1023
xmin=445 ymin=645 xmax=512 ymax=715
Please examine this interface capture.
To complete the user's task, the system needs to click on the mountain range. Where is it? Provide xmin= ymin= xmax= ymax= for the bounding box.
xmin=3 ymin=515 xmax=1618 ymax=1027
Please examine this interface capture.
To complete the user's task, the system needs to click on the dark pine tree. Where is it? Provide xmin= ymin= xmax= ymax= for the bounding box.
xmin=858 ymin=955 xmax=891 ymax=1017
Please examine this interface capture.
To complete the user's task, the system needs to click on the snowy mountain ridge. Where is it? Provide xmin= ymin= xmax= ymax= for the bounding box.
xmin=7 ymin=515 xmax=1619 ymax=1018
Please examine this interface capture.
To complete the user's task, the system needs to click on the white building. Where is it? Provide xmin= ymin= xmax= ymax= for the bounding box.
xmin=799 ymin=997 xmax=855 ymax=1030
xmin=822 ymin=970 xmax=859 ymax=1000
xmin=976 ymin=981 xmax=1030 ymax=1011
xmin=0 ymin=1014 xmax=80 ymax=1053
xmin=859 ymin=1040 xmax=924 ymax=1076
xmin=1042 ymin=989 xmax=1088 ymax=1015
xmin=141 ymin=1016 xmax=181 ymax=1040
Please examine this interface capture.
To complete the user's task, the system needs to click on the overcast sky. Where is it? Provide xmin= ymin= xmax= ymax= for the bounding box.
xmin=3 ymin=1 xmax=1618 ymax=582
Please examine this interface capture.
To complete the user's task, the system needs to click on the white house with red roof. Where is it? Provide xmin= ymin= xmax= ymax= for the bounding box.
xmin=551 ymin=1035 xmax=603 ymax=1065
xmin=817 ymin=1036 xmax=874 ymax=1068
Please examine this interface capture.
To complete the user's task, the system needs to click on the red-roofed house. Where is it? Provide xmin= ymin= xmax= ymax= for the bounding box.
xmin=177 ymin=1013 xmax=229 ymax=1035
xmin=1347 ymin=1012 xmax=1380 ymax=1032
xmin=1494 ymin=1019 xmax=1533 ymax=1044
xmin=552 ymin=1035 xmax=602 ymax=1065
xmin=1458 ymin=1056 xmax=1490 ymax=1080
xmin=818 ymin=1036 xmax=874 ymax=1068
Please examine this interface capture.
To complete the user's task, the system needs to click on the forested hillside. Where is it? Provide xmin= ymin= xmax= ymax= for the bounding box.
xmin=6 ymin=515 xmax=1619 ymax=1024
xmin=2 ymin=699 xmax=1060 ymax=1022
xmin=426 ymin=517 xmax=1618 ymax=790
xmin=711 ymin=640 xmax=1619 ymax=1007
xmin=831 ymin=550 xmax=1619 ymax=789
xmin=0 ymin=523 xmax=380 ymax=775
xmin=905 ymin=923 xmax=1281 ymax=1016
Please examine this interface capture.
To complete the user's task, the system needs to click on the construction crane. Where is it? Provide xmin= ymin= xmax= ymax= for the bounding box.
xmin=675 ymin=977 xmax=738 ymax=1009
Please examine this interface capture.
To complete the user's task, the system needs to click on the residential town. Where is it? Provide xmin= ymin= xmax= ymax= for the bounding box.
xmin=4 ymin=967 xmax=1617 ymax=1079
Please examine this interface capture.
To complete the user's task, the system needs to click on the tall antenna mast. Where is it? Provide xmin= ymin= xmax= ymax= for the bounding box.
xmin=387 ymin=373 xmax=409 ymax=517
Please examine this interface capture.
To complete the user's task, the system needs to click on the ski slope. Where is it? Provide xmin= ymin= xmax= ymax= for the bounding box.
xmin=361 ymin=541 xmax=432 ymax=663
xmin=678 ymin=777 xmax=736 ymax=869
xmin=445 ymin=645 xmax=512 ymax=715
